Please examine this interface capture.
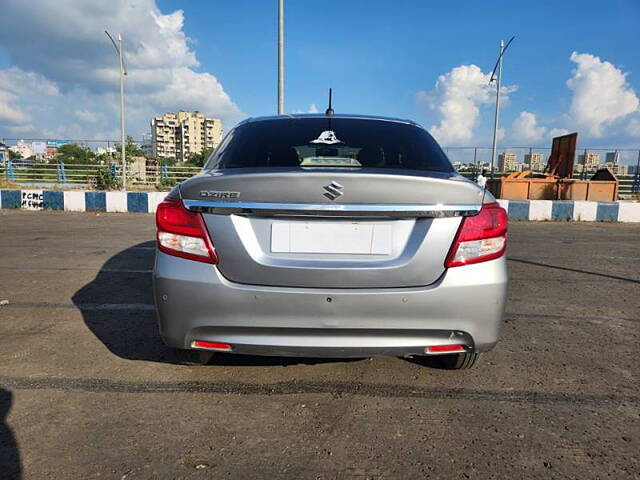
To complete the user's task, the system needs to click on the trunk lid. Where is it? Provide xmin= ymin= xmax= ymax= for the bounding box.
xmin=181 ymin=169 xmax=483 ymax=288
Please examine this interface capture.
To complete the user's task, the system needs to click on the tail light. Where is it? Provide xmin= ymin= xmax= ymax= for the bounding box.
xmin=156 ymin=198 xmax=218 ymax=263
xmin=445 ymin=202 xmax=508 ymax=268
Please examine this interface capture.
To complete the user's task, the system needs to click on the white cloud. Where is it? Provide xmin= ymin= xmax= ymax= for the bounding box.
xmin=0 ymin=0 xmax=244 ymax=139
xmin=0 ymin=90 xmax=30 ymax=124
xmin=293 ymin=104 xmax=320 ymax=114
xmin=511 ymin=111 xmax=546 ymax=143
xmin=549 ymin=128 xmax=570 ymax=138
xmin=75 ymin=110 xmax=100 ymax=123
xmin=6 ymin=124 xmax=36 ymax=134
xmin=417 ymin=64 xmax=516 ymax=145
xmin=0 ymin=66 xmax=60 ymax=97
xmin=0 ymin=66 xmax=60 ymax=127
xmin=567 ymin=52 xmax=639 ymax=137
xmin=626 ymin=117 xmax=640 ymax=137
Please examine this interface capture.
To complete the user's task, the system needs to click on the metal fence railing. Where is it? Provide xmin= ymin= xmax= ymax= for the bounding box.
xmin=1 ymin=161 xmax=638 ymax=197
xmin=0 ymin=162 xmax=201 ymax=189
xmin=1 ymin=139 xmax=639 ymax=195
xmin=444 ymin=146 xmax=640 ymax=173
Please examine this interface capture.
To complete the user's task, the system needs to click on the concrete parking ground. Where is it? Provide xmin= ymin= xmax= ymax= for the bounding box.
xmin=0 ymin=210 xmax=638 ymax=479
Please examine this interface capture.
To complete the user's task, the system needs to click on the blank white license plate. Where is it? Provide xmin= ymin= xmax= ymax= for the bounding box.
xmin=271 ymin=222 xmax=392 ymax=255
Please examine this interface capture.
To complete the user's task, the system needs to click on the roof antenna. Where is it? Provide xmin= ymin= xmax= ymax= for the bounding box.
xmin=325 ymin=88 xmax=334 ymax=116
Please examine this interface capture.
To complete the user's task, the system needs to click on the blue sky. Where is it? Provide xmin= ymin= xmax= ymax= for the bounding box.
xmin=158 ymin=0 xmax=640 ymax=148
xmin=162 ymin=0 xmax=639 ymax=123
xmin=1 ymin=0 xmax=639 ymax=152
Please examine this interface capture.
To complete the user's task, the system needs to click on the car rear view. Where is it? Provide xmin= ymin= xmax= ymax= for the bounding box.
xmin=153 ymin=115 xmax=508 ymax=369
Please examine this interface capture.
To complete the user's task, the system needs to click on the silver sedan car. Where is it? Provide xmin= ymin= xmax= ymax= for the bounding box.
xmin=153 ymin=114 xmax=508 ymax=369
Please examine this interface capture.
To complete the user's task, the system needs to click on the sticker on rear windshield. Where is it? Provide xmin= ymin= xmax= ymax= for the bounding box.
xmin=310 ymin=130 xmax=343 ymax=145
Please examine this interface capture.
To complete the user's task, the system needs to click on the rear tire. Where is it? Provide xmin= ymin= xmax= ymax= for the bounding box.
xmin=174 ymin=349 xmax=214 ymax=366
xmin=413 ymin=351 xmax=479 ymax=370
xmin=437 ymin=351 xmax=479 ymax=370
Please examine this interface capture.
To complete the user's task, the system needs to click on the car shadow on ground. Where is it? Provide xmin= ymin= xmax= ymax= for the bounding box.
xmin=508 ymin=257 xmax=640 ymax=284
xmin=0 ymin=388 xmax=21 ymax=479
xmin=72 ymin=241 xmax=363 ymax=367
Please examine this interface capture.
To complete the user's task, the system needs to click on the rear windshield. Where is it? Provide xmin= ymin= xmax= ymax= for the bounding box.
xmin=204 ymin=117 xmax=453 ymax=172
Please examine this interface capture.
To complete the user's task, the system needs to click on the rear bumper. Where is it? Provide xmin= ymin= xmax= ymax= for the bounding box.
xmin=152 ymin=251 xmax=508 ymax=357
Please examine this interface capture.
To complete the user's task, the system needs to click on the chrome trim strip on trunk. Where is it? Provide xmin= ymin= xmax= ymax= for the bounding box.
xmin=183 ymin=200 xmax=481 ymax=218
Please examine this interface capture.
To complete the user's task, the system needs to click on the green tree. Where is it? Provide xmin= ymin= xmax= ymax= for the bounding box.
xmin=186 ymin=146 xmax=214 ymax=167
xmin=159 ymin=157 xmax=176 ymax=166
xmin=113 ymin=136 xmax=144 ymax=162
xmin=93 ymin=166 xmax=121 ymax=190
xmin=95 ymin=152 xmax=111 ymax=165
xmin=56 ymin=144 xmax=96 ymax=164
xmin=126 ymin=136 xmax=144 ymax=158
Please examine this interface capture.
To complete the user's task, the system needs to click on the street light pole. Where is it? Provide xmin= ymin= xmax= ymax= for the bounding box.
xmin=105 ymin=30 xmax=127 ymax=190
xmin=277 ymin=0 xmax=284 ymax=115
xmin=490 ymin=39 xmax=504 ymax=183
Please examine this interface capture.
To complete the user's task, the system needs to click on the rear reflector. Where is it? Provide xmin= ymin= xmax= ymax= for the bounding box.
xmin=445 ymin=202 xmax=508 ymax=267
xmin=425 ymin=344 xmax=466 ymax=354
xmin=191 ymin=340 xmax=232 ymax=351
xmin=156 ymin=198 xmax=218 ymax=264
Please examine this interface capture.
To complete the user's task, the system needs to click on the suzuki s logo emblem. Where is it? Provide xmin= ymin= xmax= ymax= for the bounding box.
xmin=323 ymin=181 xmax=343 ymax=200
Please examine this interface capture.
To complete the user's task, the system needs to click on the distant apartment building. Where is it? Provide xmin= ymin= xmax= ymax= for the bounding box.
xmin=605 ymin=151 xmax=620 ymax=164
xmin=603 ymin=162 xmax=628 ymax=176
xmin=151 ymin=111 xmax=222 ymax=161
xmin=524 ymin=152 xmax=545 ymax=171
xmin=9 ymin=140 xmax=34 ymax=159
xmin=498 ymin=152 xmax=518 ymax=172
xmin=578 ymin=152 xmax=600 ymax=171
